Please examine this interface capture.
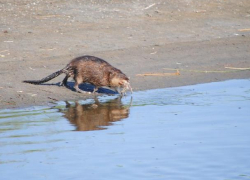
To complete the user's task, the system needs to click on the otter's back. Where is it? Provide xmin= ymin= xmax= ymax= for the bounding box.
xmin=69 ymin=56 xmax=125 ymax=87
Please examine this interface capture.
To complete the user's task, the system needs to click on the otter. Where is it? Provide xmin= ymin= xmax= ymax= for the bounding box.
xmin=23 ymin=55 xmax=132 ymax=95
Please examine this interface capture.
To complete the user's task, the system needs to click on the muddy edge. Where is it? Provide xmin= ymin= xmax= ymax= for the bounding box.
xmin=0 ymin=0 xmax=250 ymax=109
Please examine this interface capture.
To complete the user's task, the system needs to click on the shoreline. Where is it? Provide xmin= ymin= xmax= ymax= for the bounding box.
xmin=0 ymin=0 xmax=249 ymax=109
xmin=1 ymin=36 xmax=250 ymax=109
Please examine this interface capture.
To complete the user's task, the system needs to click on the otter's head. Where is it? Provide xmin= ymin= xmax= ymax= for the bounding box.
xmin=110 ymin=72 xmax=132 ymax=95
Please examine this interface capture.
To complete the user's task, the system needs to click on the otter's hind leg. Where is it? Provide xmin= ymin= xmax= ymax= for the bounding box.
xmin=60 ymin=75 xmax=69 ymax=88
xmin=74 ymin=77 xmax=90 ymax=94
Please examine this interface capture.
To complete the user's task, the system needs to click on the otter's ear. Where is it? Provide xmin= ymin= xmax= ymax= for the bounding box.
xmin=109 ymin=71 xmax=116 ymax=78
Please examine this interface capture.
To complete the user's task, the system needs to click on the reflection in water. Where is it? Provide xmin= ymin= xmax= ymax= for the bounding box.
xmin=60 ymin=97 xmax=131 ymax=131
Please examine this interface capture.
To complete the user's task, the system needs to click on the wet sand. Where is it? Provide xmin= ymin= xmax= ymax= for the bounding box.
xmin=0 ymin=0 xmax=250 ymax=109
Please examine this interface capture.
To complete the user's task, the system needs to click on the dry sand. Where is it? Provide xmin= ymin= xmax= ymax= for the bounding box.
xmin=0 ymin=0 xmax=250 ymax=109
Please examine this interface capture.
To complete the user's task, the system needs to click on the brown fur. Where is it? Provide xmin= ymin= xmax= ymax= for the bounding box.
xmin=23 ymin=55 xmax=131 ymax=95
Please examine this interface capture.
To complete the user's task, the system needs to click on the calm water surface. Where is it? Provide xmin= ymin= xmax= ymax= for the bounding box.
xmin=0 ymin=79 xmax=250 ymax=180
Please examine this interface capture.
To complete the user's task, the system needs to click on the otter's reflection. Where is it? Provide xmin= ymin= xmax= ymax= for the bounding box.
xmin=61 ymin=97 xmax=131 ymax=131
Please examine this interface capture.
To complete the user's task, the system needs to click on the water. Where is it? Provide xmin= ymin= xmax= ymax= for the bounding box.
xmin=0 ymin=79 xmax=250 ymax=180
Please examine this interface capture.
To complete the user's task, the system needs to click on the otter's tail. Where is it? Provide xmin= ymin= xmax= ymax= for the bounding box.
xmin=23 ymin=67 xmax=67 ymax=85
